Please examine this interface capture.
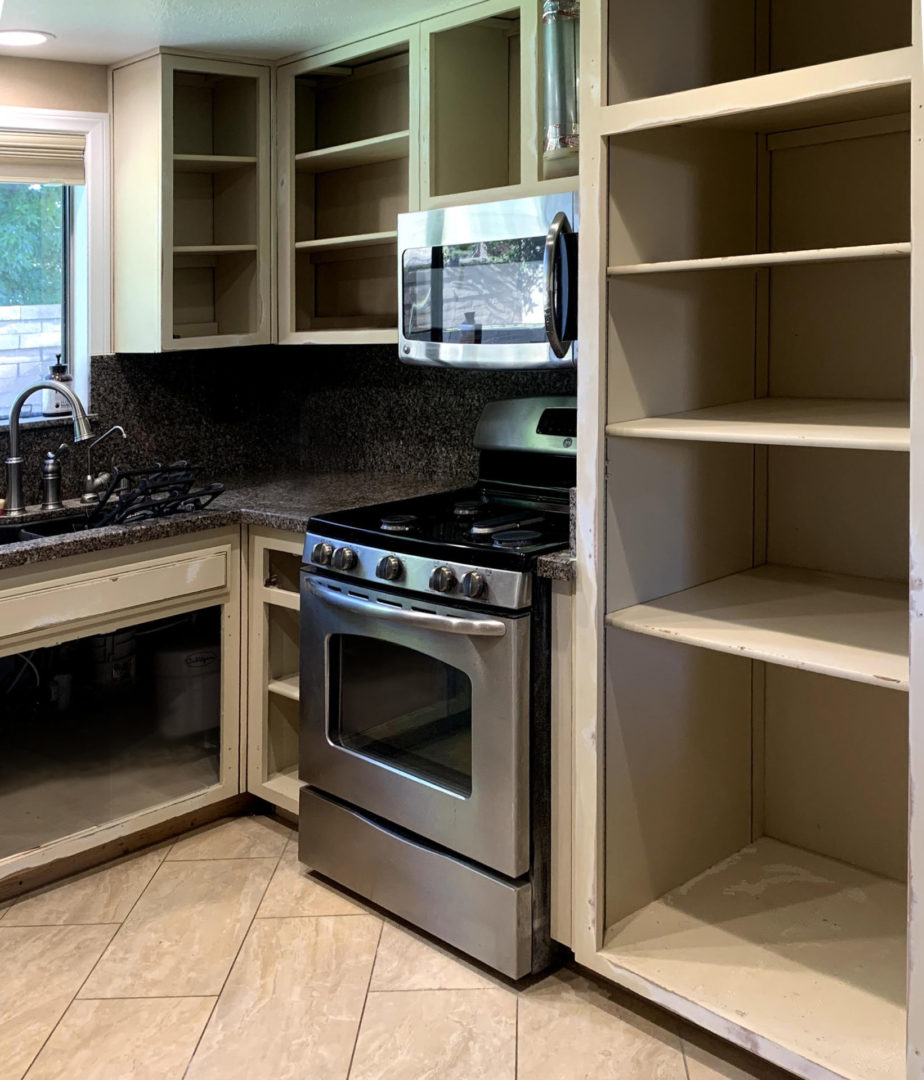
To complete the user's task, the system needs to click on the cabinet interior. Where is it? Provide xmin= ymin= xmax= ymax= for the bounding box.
xmin=173 ymin=70 xmax=258 ymax=157
xmin=600 ymin=51 xmax=911 ymax=1077
xmin=171 ymin=68 xmax=263 ymax=341
xmin=173 ymin=165 xmax=257 ymax=248
xmin=0 ymin=608 xmax=222 ymax=860
xmin=291 ymin=47 xmax=409 ymax=333
xmin=173 ymin=250 xmax=259 ymax=339
xmin=429 ymin=10 xmax=521 ymax=196
xmin=607 ymin=0 xmax=911 ymax=104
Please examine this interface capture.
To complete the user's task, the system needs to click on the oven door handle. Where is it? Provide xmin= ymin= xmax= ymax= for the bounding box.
xmin=306 ymin=579 xmax=508 ymax=637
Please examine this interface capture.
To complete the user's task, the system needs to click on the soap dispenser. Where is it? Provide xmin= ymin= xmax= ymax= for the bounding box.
xmin=42 ymin=355 xmax=74 ymax=417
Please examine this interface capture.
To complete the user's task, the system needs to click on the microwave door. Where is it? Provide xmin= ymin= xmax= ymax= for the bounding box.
xmin=543 ymin=212 xmax=578 ymax=359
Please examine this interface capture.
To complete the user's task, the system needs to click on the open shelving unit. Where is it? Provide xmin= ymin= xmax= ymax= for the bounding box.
xmin=572 ymin=3 xmax=919 ymax=1079
xmin=276 ymin=29 xmax=417 ymax=344
xmin=246 ymin=530 xmax=305 ymax=816
xmin=111 ymin=52 xmax=271 ymax=352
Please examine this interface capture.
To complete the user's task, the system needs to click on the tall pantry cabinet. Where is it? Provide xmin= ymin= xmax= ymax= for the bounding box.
xmin=572 ymin=3 xmax=922 ymax=1080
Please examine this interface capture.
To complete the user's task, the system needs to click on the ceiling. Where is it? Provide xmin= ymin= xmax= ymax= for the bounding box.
xmin=0 ymin=0 xmax=451 ymax=65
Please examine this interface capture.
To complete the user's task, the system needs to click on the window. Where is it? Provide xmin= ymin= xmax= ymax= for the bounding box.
xmin=0 ymin=182 xmax=68 ymax=420
xmin=0 ymin=108 xmax=110 ymax=426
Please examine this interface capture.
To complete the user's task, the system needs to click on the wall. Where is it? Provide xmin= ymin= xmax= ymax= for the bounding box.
xmin=0 ymin=57 xmax=108 ymax=113
xmin=12 ymin=345 xmax=576 ymax=504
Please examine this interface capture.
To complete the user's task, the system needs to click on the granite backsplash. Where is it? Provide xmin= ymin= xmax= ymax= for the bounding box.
xmin=8 ymin=346 xmax=576 ymax=504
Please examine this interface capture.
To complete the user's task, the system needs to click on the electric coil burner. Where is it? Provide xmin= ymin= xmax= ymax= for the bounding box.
xmin=298 ymin=396 xmax=576 ymax=979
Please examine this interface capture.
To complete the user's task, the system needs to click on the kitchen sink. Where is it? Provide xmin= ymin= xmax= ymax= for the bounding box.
xmin=0 ymin=513 xmax=95 ymax=546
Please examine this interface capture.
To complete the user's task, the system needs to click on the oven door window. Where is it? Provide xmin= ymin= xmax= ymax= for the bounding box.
xmin=402 ymin=238 xmax=546 ymax=345
xmin=329 ymin=634 xmax=473 ymax=797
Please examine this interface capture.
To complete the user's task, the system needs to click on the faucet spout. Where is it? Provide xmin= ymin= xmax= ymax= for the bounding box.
xmin=4 ymin=381 xmax=93 ymax=517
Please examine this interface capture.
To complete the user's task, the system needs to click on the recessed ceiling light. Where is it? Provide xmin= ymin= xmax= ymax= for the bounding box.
xmin=0 ymin=29 xmax=55 ymax=47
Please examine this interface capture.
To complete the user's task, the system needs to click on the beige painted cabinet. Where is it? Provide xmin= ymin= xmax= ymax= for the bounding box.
xmin=573 ymin=3 xmax=919 ymax=1080
xmin=111 ymin=51 xmax=272 ymax=352
xmin=244 ymin=528 xmax=304 ymax=814
xmin=275 ymin=28 xmax=420 ymax=345
xmin=0 ymin=528 xmax=244 ymax=891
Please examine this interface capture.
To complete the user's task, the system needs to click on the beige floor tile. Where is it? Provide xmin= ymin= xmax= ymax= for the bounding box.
xmin=369 ymin=922 xmax=500 ymax=991
xmin=350 ymin=988 xmax=516 ymax=1080
xmin=79 ymin=858 xmax=276 ymax=998
xmin=684 ymin=1037 xmax=797 ymax=1080
xmin=0 ymin=923 xmax=117 ymax=1080
xmin=4 ymin=849 xmax=165 ymax=926
xmin=516 ymin=969 xmax=688 ymax=1080
xmin=24 ymin=996 xmax=215 ymax=1080
xmin=185 ymin=914 xmax=382 ymax=1080
xmin=165 ymin=815 xmax=292 ymax=861
xmin=256 ymin=842 xmax=367 ymax=918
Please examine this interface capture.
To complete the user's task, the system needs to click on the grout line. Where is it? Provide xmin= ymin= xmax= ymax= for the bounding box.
xmin=365 ymin=986 xmax=508 ymax=994
xmin=180 ymin=843 xmax=286 ymax=1079
xmin=346 ymin=918 xmax=384 ymax=1079
xmin=514 ymin=997 xmax=519 ymax=1079
xmin=163 ymin=851 xmax=289 ymax=863
xmin=16 ymin=847 xmax=161 ymax=1077
xmin=681 ymin=1040 xmax=692 ymax=1080
xmin=253 ymin=911 xmax=373 ymax=920
xmin=77 ymin=993 xmax=219 ymax=1002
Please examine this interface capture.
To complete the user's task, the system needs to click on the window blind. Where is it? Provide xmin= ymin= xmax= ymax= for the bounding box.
xmin=0 ymin=129 xmax=85 ymax=184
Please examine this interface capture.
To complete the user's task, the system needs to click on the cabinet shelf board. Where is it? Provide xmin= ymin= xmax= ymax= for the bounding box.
xmin=607 ymin=243 xmax=910 ymax=277
xmin=600 ymin=838 xmax=905 ymax=1080
xmin=605 ymin=565 xmax=908 ymax=690
xmin=173 ymin=244 xmax=258 ymax=255
xmin=260 ymin=586 xmax=300 ymax=611
xmin=295 ymin=130 xmax=410 ymax=173
xmin=174 ymin=154 xmax=258 ymax=173
xmin=606 ymin=399 xmax=910 ymax=451
xmin=599 ymin=47 xmax=913 ymax=138
xmin=267 ymin=673 xmax=300 ymax=702
xmin=261 ymin=767 xmax=301 ymax=815
xmin=294 ymin=230 xmax=398 ymax=252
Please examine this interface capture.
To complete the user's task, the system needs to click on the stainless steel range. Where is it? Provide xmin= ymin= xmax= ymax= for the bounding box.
xmin=298 ymin=396 xmax=576 ymax=978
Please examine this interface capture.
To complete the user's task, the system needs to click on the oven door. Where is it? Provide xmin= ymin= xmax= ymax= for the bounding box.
xmin=398 ymin=193 xmax=577 ymax=370
xmin=300 ymin=572 xmax=530 ymax=878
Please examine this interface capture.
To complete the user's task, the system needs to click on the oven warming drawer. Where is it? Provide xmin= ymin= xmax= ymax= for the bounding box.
xmin=299 ymin=787 xmax=533 ymax=978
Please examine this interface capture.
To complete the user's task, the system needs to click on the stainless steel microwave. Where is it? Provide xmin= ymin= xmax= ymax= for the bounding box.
xmin=397 ymin=193 xmax=578 ymax=370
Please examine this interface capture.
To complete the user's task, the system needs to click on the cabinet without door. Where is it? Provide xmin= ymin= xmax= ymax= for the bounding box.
xmin=572 ymin=2 xmax=918 ymax=1078
xmin=111 ymin=52 xmax=272 ymax=352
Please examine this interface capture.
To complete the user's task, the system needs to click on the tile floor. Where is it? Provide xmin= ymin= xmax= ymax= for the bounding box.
xmin=0 ymin=814 xmax=798 ymax=1080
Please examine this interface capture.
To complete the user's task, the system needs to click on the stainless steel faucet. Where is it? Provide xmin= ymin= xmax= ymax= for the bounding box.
xmin=4 ymin=381 xmax=93 ymax=517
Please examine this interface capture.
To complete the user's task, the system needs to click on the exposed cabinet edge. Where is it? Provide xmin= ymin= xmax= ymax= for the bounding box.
xmin=605 ymin=565 xmax=909 ymax=690
xmin=599 ymin=46 xmax=914 ymax=137
xmin=607 ymin=243 xmax=911 ymax=276
xmin=606 ymin=398 xmax=911 ymax=451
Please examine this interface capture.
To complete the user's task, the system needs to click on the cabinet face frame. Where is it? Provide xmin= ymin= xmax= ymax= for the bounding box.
xmin=275 ymin=26 xmax=420 ymax=346
xmin=245 ymin=527 xmax=305 ymax=815
xmin=0 ymin=527 xmax=244 ymax=884
xmin=111 ymin=51 xmax=272 ymax=352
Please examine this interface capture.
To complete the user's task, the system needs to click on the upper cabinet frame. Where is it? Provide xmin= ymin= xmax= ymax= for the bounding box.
xmin=111 ymin=51 xmax=272 ymax=352
xmin=275 ymin=27 xmax=420 ymax=346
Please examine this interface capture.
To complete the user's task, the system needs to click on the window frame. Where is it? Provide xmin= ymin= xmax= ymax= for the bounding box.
xmin=0 ymin=105 xmax=110 ymax=423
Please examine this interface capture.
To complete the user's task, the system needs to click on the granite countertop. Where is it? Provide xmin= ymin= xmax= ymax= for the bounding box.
xmin=0 ymin=470 xmax=575 ymax=582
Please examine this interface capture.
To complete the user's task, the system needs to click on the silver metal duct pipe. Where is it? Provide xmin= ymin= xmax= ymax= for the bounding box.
xmin=541 ymin=0 xmax=580 ymax=179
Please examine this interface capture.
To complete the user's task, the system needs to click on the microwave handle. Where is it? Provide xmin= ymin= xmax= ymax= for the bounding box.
xmin=306 ymin=578 xmax=507 ymax=637
xmin=544 ymin=211 xmax=575 ymax=359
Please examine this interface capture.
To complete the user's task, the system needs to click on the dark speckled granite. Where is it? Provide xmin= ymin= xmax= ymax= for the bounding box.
xmin=0 ymin=472 xmax=453 ymax=573
xmin=297 ymin=345 xmax=576 ymax=478
xmin=10 ymin=346 xmax=575 ymax=505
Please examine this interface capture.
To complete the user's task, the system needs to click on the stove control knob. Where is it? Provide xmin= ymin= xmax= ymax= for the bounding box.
xmin=429 ymin=565 xmax=457 ymax=593
xmin=311 ymin=541 xmax=334 ymax=566
xmin=331 ymin=546 xmax=358 ymax=572
xmin=376 ymin=555 xmax=403 ymax=581
xmin=461 ymin=571 xmax=486 ymax=599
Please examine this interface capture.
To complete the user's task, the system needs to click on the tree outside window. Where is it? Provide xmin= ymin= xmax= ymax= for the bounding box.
xmin=0 ymin=182 xmax=66 ymax=420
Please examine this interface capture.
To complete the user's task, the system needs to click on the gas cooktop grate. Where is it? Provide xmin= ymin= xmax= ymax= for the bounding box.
xmin=93 ymin=462 xmax=224 ymax=526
